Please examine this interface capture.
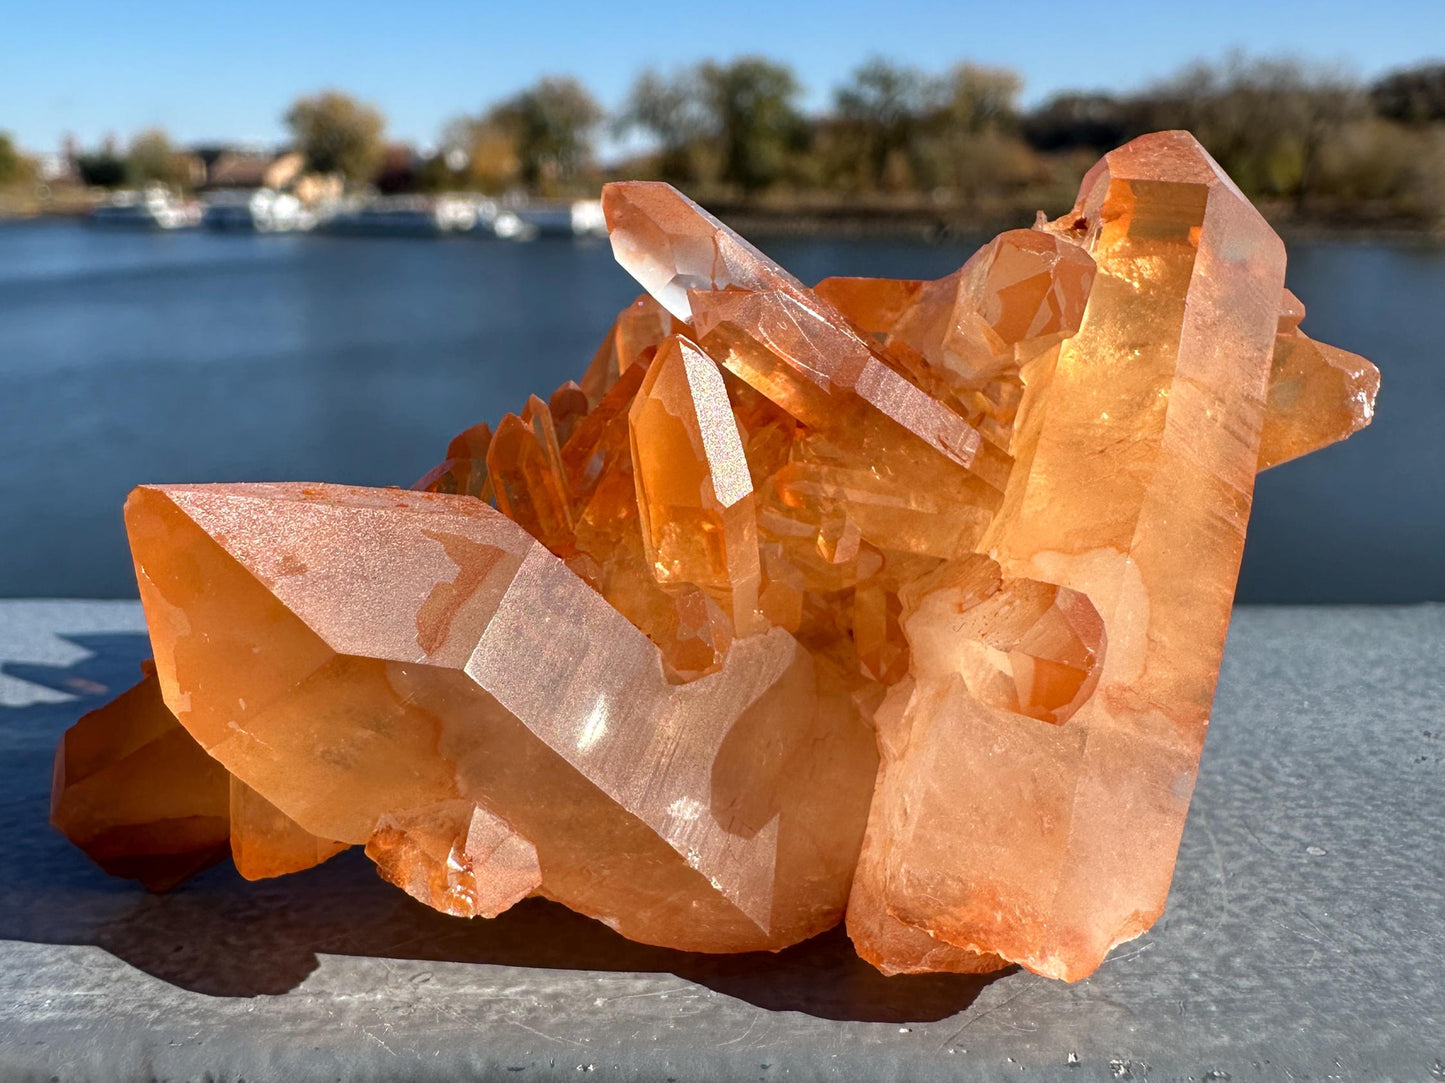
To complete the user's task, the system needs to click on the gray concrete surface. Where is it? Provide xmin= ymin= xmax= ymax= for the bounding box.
xmin=0 ymin=600 xmax=1441 ymax=1082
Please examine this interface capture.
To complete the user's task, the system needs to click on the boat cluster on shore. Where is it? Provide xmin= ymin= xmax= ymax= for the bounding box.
xmin=87 ymin=185 xmax=607 ymax=240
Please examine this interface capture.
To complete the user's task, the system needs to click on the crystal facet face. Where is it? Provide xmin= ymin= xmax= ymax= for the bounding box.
xmin=52 ymin=132 xmax=1379 ymax=981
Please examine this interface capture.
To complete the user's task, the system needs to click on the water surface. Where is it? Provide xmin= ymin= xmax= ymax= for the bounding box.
xmin=0 ymin=220 xmax=1438 ymax=601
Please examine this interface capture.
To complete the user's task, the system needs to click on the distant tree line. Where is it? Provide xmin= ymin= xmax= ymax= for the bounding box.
xmin=8 ymin=56 xmax=1445 ymax=227
xmin=0 ymin=132 xmax=33 ymax=187
xmin=59 ymin=130 xmax=195 ymax=190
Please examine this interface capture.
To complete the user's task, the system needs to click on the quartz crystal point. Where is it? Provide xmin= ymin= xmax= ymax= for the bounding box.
xmin=50 ymin=670 xmax=231 ymax=890
xmin=601 ymin=184 xmax=809 ymax=323
xmin=415 ymin=421 xmax=493 ymax=499
xmin=52 ymin=130 xmax=1379 ymax=982
xmin=603 ymin=182 xmax=986 ymax=473
xmin=822 ymin=228 xmax=1096 ymax=390
xmin=124 ymin=482 xmax=876 ymax=951
xmin=487 ymin=397 xmax=575 ymax=551
xmin=549 ymin=381 xmax=591 ymax=446
xmin=629 ymin=334 xmax=763 ymax=631
xmin=579 ymin=293 xmax=683 ymax=404
xmin=229 ymin=776 xmax=348 ymax=881
xmin=1258 ymin=289 xmax=1380 ymax=469
xmin=367 ymin=800 xmax=541 ymax=919
xmin=863 ymin=130 xmax=1293 ymax=980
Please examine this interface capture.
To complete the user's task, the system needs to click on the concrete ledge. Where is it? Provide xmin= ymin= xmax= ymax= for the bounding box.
xmin=1 ymin=602 xmax=1442 ymax=1081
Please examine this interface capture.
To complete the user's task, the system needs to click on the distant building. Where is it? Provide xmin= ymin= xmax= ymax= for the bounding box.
xmin=292 ymin=172 xmax=343 ymax=206
xmin=195 ymin=148 xmax=305 ymax=192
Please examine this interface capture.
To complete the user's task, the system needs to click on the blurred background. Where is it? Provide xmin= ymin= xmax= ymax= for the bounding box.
xmin=1 ymin=0 xmax=1441 ymax=602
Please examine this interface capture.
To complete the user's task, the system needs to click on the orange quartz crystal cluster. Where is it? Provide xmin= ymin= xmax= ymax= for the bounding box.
xmin=51 ymin=131 xmax=1379 ymax=981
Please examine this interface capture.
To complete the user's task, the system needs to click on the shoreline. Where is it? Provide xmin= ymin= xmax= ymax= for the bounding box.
xmin=3 ymin=203 xmax=1441 ymax=247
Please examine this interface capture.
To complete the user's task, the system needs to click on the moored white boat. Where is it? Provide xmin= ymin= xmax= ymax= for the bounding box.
xmin=318 ymin=195 xmax=478 ymax=238
xmin=487 ymin=211 xmax=534 ymax=241
xmin=510 ymin=199 xmax=607 ymax=238
xmin=89 ymin=187 xmax=201 ymax=230
xmin=201 ymin=189 xmax=315 ymax=233
xmin=467 ymin=198 xmax=535 ymax=241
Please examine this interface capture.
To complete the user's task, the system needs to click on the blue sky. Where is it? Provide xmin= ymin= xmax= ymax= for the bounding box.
xmin=2 ymin=0 xmax=1441 ymax=152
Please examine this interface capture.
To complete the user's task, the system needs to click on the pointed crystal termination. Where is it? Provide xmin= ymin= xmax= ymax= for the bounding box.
xmin=579 ymin=293 xmax=684 ymax=404
xmin=602 ymin=181 xmax=986 ymax=475
xmin=562 ymin=354 xmax=742 ymax=680
xmin=230 ymin=776 xmax=348 ymax=881
xmin=562 ymin=360 xmax=651 ymax=502
xmin=415 ymin=421 xmax=493 ymax=499
xmin=549 ymin=381 xmax=591 ymax=447
xmin=447 ymin=420 xmax=496 ymax=461
xmin=888 ymin=229 xmax=1095 ymax=388
xmin=601 ymin=185 xmax=808 ymax=323
xmin=414 ymin=457 xmax=491 ymax=499
xmin=125 ymin=482 xmax=877 ymax=952
xmin=487 ymin=397 xmax=575 ymax=551
xmin=900 ymin=555 xmax=1105 ymax=726
xmin=367 ymin=800 xmax=541 ymax=919
xmin=820 ymin=229 xmax=1096 ymax=391
xmin=50 ymin=671 xmax=231 ymax=891
xmin=1258 ymin=288 xmax=1380 ymax=469
xmin=629 ymin=334 xmax=763 ymax=632
xmin=866 ymin=131 xmax=1289 ymax=981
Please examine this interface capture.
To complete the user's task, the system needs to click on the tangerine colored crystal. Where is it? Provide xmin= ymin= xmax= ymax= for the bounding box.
xmin=53 ymin=131 xmax=1379 ymax=980
xmin=117 ymin=482 xmax=875 ymax=950
xmin=50 ymin=670 xmax=231 ymax=891
xmin=229 ymin=776 xmax=348 ymax=881
xmin=629 ymin=334 xmax=763 ymax=632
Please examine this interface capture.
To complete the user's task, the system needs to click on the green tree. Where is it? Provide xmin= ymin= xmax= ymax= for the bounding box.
xmin=698 ymin=57 xmax=805 ymax=193
xmin=0 ymin=132 xmax=28 ymax=186
xmin=284 ymin=90 xmax=386 ymax=185
xmin=77 ymin=150 xmax=126 ymax=188
xmin=919 ymin=63 xmax=1026 ymax=196
xmin=441 ymin=114 xmax=523 ymax=192
xmin=126 ymin=129 xmax=188 ymax=188
xmin=833 ymin=58 xmax=935 ymax=191
xmin=488 ymin=76 xmax=603 ymax=193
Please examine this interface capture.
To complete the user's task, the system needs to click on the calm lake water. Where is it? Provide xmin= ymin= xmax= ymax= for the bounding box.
xmin=0 ymin=219 xmax=1439 ymax=602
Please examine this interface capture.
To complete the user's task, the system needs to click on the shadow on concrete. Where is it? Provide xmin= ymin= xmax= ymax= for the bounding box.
xmin=0 ymin=631 xmax=1008 ymax=1023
